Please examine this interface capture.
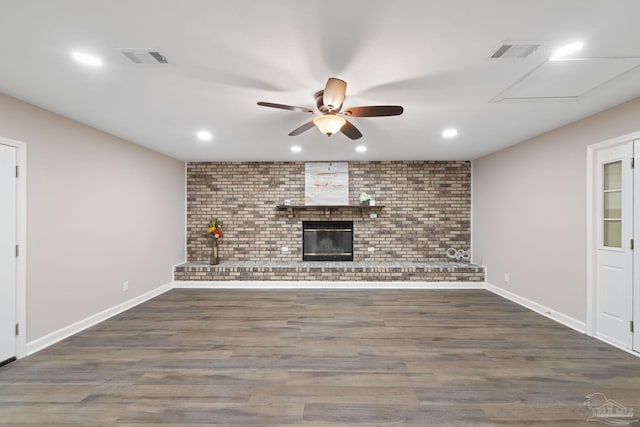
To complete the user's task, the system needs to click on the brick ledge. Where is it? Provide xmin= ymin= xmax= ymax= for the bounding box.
xmin=174 ymin=261 xmax=484 ymax=282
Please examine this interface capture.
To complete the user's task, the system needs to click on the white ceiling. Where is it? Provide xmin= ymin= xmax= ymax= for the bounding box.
xmin=1 ymin=0 xmax=640 ymax=162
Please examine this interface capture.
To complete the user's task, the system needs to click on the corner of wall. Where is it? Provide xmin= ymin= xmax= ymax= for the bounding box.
xmin=485 ymin=281 xmax=586 ymax=334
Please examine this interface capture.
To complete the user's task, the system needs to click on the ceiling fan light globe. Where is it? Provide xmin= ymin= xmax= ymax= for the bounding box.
xmin=313 ymin=114 xmax=346 ymax=136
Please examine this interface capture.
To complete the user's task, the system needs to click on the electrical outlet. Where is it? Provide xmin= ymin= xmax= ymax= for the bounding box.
xmin=368 ymin=247 xmax=375 ymax=252
xmin=282 ymin=246 xmax=289 ymax=252
xmin=504 ymin=273 xmax=510 ymax=283
xmin=123 ymin=281 xmax=129 ymax=291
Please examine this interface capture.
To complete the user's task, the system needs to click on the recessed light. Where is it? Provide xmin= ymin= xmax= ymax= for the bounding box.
xmin=196 ymin=130 xmax=213 ymax=141
xmin=442 ymin=128 xmax=458 ymax=138
xmin=355 ymin=145 xmax=367 ymax=153
xmin=71 ymin=51 xmax=103 ymax=67
xmin=550 ymin=41 xmax=584 ymax=60
xmin=290 ymin=145 xmax=302 ymax=153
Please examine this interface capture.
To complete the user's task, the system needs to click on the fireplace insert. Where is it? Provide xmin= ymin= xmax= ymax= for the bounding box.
xmin=302 ymin=221 xmax=353 ymax=261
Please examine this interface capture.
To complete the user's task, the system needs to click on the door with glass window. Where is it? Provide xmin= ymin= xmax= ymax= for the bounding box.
xmin=595 ymin=141 xmax=633 ymax=349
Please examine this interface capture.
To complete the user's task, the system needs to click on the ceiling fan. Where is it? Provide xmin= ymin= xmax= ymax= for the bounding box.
xmin=257 ymin=78 xmax=403 ymax=140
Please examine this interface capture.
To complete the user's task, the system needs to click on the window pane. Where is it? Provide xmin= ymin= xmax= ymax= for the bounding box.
xmin=604 ymin=191 xmax=622 ymax=218
xmin=603 ymin=160 xmax=622 ymax=248
xmin=604 ymin=161 xmax=622 ymax=190
xmin=604 ymin=220 xmax=622 ymax=248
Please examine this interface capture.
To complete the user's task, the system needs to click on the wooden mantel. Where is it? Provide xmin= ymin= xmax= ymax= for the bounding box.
xmin=275 ymin=204 xmax=385 ymax=218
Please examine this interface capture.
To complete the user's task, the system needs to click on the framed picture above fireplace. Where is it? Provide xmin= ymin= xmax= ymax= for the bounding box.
xmin=304 ymin=162 xmax=349 ymax=205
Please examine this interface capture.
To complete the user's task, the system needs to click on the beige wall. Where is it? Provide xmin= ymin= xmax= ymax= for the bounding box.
xmin=0 ymin=93 xmax=185 ymax=342
xmin=473 ymin=96 xmax=640 ymax=322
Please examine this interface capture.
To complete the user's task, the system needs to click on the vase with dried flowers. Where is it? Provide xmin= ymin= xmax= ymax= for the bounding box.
xmin=359 ymin=192 xmax=373 ymax=206
xmin=207 ymin=218 xmax=223 ymax=265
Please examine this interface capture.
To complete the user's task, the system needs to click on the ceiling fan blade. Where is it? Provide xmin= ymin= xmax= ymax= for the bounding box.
xmin=323 ymin=78 xmax=347 ymax=111
xmin=340 ymin=120 xmax=362 ymax=140
xmin=343 ymin=105 xmax=404 ymax=117
xmin=257 ymin=102 xmax=314 ymax=113
xmin=288 ymin=120 xmax=316 ymax=136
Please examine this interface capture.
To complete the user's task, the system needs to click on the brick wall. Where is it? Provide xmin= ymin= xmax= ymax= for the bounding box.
xmin=186 ymin=161 xmax=471 ymax=263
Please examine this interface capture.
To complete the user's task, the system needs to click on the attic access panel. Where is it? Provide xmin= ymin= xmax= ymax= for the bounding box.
xmin=495 ymin=58 xmax=640 ymax=102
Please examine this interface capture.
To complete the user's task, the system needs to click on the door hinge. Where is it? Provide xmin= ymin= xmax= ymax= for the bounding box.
xmin=15 ymin=324 xmax=19 ymax=336
xmin=631 ymin=321 xmax=634 ymax=333
xmin=15 ymin=245 xmax=19 ymax=257
xmin=632 ymin=158 xmax=635 ymax=169
xmin=15 ymin=165 xmax=19 ymax=177
xmin=631 ymin=239 xmax=635 ymax=250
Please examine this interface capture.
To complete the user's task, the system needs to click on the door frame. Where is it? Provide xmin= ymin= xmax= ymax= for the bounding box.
xmin=0 ymin=136 xmax=26 ymax=359
xmin=587 ymin=131 xmax=640 ymax=343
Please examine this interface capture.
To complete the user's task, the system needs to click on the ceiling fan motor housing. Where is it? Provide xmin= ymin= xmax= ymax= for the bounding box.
xmin=314 ymin=90 xmax=329 ymax=113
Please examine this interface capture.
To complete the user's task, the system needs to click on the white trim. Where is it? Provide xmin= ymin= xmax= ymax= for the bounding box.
xmin=0 ymin=137 xmax=27 ymax=359
xmin=24 ymin=280 xmax=484 ymax=355
xmin=586 ymin=144 xmax=596 ymax=335
xmin=586 ymin=131 xmax=640 ymax=338
xmin=586 ymin=131 xmax=640 ymax=152
xmin=22 ymin=277 xmax=640 ymax=359
xmin=592 ymin=333 xmax=640 ymax=358
xmin=173 ymin=280 xmax=486 ymax=290
xmin=635 ymin=140 xmax=640 ymax=352
xmin=26 ymin=282 xmax=172 ymax=356
xmin=485 ymin=282 xmax=587 ymax=333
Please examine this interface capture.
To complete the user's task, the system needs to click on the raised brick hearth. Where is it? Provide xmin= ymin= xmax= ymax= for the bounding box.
xmin=173 ymin=261 xmax=484 ymax=282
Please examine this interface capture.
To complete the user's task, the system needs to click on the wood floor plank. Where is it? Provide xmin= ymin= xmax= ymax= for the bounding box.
xmin=302 ymin=402 xmax=491 ymax=425
xmin=1 ymin=289 xmax=640 ymax=426
xmin=249 ymin=385 xmax=419 ymax=405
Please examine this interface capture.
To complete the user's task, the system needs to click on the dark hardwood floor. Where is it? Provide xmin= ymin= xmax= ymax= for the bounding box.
xmin=1 ymin=289 xmax=640 ymax=426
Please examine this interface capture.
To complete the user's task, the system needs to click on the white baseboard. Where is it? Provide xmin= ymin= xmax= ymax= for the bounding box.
xmin=172 ymin=280 xmax=486 ymax=289
xmin=485 ymin=282 xmax=587 ymax=333
xmin=25 ymin=279 xmax=596 ymax=357
xmin=26 ymin=282 xmax=173 ymax=356
xmin=592 ymin=333 xmax=640 ymax=358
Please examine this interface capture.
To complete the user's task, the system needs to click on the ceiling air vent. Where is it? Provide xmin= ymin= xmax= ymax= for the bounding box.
xmin=118 ymin=49 xmax=170 ymax=65
xmin=490 ymin=41 xmax=543 ymax=59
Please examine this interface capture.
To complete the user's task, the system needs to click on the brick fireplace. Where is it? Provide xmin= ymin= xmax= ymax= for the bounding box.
xmin=185 ymin=161 xmax=471 ymax=265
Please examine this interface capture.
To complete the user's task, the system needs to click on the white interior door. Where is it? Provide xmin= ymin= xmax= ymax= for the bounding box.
xmin=595 ymin=141 xmax=633 ymax=350
xmin=634 ymin=140 xmax=640 ymax=352
xmin=0 ymin=143 xmax=17 ymax=364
